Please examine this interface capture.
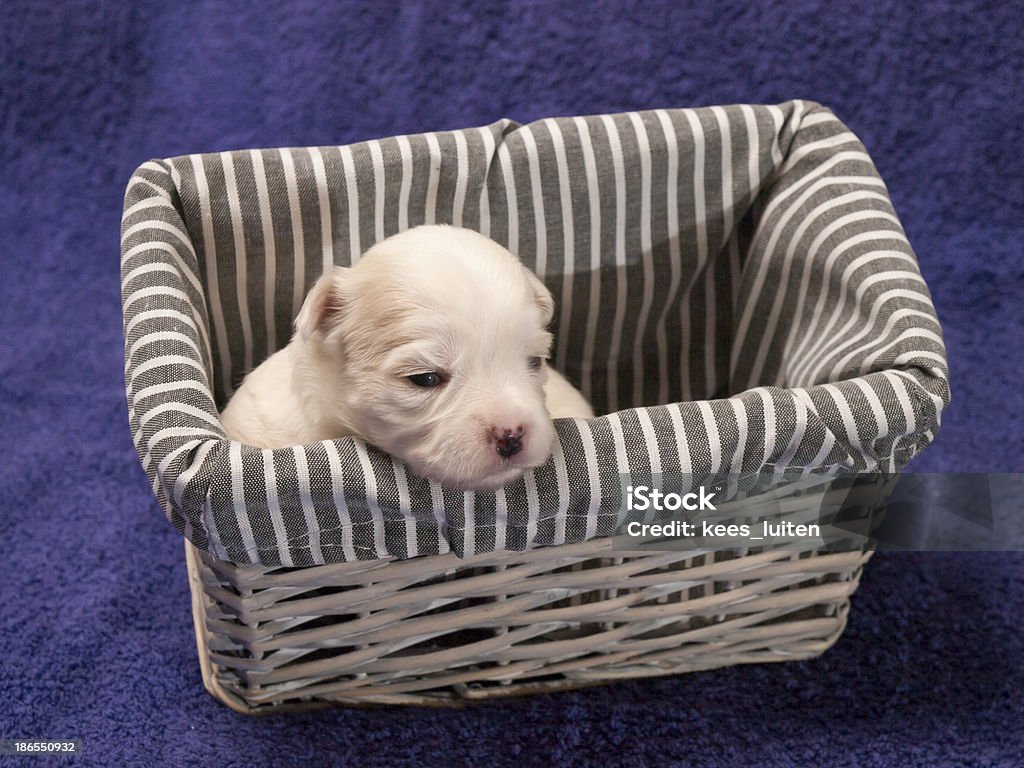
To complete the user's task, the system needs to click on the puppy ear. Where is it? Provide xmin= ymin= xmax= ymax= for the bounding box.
xmin=295 ymin=266 xmax=350 ymax=341
xmin=528 ymin=272 xmax=555 ymax=326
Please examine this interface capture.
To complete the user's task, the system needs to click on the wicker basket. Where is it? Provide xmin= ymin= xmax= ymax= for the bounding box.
xmin=185 ymin=476 xmax=876 ymax=711
xmin=120 ymin=101 xmax=948 ymax=712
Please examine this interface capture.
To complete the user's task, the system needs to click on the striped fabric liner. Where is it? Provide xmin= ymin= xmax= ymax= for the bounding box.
xmin=120 ymin=100 xmax=950 ymax=567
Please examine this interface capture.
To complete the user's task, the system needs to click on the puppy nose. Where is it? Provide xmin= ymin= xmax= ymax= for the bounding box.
xmin=491 ymin=425 xmax=525 ymax=458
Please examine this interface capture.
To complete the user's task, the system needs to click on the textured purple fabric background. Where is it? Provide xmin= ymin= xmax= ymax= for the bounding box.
xmin=1 ymin=1 xmax=1021 ymax=765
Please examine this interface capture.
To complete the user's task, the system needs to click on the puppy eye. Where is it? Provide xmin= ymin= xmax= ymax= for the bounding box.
xmin=528 ymin=357 xmax=544 ymax=370
xmin=407 ymin=372 xmax=445 ymax=388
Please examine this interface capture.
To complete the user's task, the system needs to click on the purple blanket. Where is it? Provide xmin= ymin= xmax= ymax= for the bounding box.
xmin=1 ymin=1 xmax=1021 ymax=765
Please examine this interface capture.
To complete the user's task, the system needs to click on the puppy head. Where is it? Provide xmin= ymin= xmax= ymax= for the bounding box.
xmin=296 ymin=225 xmax=558 ymax=491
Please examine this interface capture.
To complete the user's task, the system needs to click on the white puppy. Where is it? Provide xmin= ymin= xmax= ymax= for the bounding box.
xmin=219 ymin=224 xmax=593 ymax=490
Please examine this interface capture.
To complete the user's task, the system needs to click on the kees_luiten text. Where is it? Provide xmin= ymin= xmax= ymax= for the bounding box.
xmin=623 ymin=485 xmax=821 ymax=540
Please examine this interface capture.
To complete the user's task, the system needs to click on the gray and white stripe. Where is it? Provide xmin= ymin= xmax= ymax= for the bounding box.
xmin=120 ymin=101 xmax=949 ymax=566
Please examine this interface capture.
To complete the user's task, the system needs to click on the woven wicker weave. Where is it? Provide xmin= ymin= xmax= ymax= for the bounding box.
xmin=186 ymin=476 xmax=874 ymax=712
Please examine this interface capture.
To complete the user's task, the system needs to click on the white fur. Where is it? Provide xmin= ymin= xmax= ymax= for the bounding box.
xmin=219 ymin=225 xmax=593 ymax=490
